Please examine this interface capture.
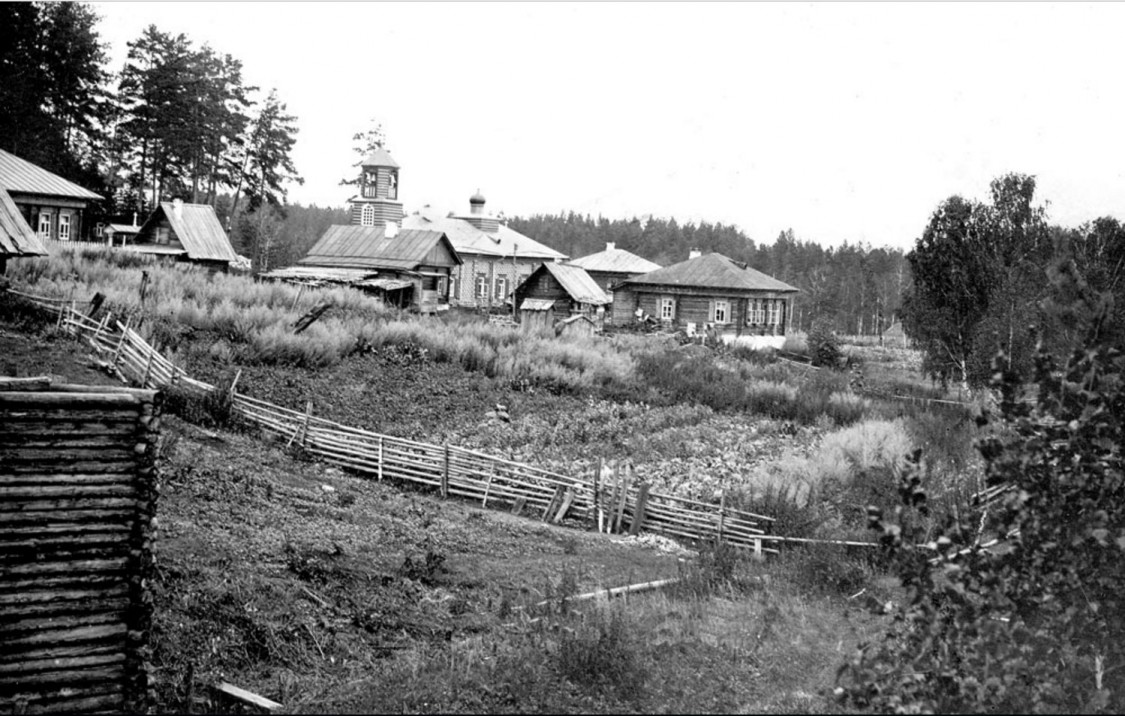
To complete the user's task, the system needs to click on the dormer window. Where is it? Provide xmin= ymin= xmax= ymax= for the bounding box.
xmin=361 ymin=204 xmax=376 ymax=227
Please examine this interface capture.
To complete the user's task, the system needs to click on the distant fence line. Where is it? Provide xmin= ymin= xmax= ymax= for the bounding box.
xmin=12 ymin=290 xmax=783 ymax=555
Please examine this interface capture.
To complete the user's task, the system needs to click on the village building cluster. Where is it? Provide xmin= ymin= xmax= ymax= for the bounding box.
xmin=0 ymin=144 xmax=801 ymax=345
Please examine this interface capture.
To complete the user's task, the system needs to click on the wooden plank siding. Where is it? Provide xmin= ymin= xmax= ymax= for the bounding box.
xmin=611 ymin=286 xmax=790 ymax=335
xmin=349 ymin=201 xmax=404 ymax=226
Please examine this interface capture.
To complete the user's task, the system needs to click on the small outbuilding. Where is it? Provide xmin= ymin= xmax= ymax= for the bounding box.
xmin=881 ymin=320 xmax=911 ymax=348
xmin=0 ymin=186 xmax=48 ymax=274
xmin=513 ymin=262 xmax=609 ymax=333
xmin=130 ymin=200 xmax=238 ymax=271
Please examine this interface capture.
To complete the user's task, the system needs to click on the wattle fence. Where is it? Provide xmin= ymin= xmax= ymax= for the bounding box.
xmin=9 ymin=289 xmax=780 ymax=555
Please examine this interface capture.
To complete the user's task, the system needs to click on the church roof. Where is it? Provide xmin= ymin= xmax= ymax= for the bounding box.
xmin=402 ymin=207 xmax=566 ymax=260
xmin=360 ymin=147 xmax=400 ymax=169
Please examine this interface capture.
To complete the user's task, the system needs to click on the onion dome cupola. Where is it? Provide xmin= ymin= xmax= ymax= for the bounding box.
xmin=460 ymin=188 xmax=499 ymax=233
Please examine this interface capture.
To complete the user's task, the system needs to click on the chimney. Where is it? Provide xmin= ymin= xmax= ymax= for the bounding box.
xmin=385 ymin=221 xmax=398 ymax=239
xmin=606 ymin=242 xmax=615 ymax=252
xmin=688 ymin=248 xmax=702 ymax=260
xmin=172 ymin=198 xmax=183 ymax=220
xmin=131 ymin=212 xmax=137 ymax=227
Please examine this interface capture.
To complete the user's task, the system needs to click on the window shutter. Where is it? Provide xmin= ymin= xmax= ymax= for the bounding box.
xmin=709 ymin=300 xmax=715 ymax=323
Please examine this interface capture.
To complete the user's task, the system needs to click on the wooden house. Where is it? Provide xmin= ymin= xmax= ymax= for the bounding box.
xmin=402 ymin=192 xmax=567 ymax=308
xmin=129 ymin=200 xmax=238 ymax=271
xmin=612 ymin=251 xmax=799 ymax=348
xmin=0 ymin=148 xmax=102 ymax=243
xmin=0 ymin=186 xmax=48 ymax=274
xmin=513 ymin=262 xmax=609 ymax=332
xmin=288 ymin=224 xmax=460 ymax=312
xmin=881 ymin=320 xmax=911 ymax=348
xmin=566 ymin=242 xmax=661 ymax=297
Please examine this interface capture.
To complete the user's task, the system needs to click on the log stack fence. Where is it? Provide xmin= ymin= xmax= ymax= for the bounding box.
xmin=0 ymin=377 xmax=160 ymax=714
xmin=10 ymin=291 xmax=780 ymax=554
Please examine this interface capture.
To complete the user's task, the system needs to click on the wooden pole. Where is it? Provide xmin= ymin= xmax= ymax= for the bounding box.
xmin=377 ymin=437 xmax=384 ymax=481
xmin=628 ymin=483 xmax=650 ymax=536
xmin=111 ymin=319 xmax=130 ymax=372
xmin=228 ymin=368 xmax=242 ymax=401
xmin=718 ymin=490 xmax=726 ymax=543
xmin=441 ymin=444 xmax=450 ymax=499
xmin=593 ymin=458 xmax=603 ymax=532
xmin=482 ymin=467 xmax=495 ymax=507
xmin=141 ymin=352 xmax=154 ymax=388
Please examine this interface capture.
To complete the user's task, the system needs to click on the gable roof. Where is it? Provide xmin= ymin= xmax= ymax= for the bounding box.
xmin=536 ymin=262 xmax=610 ymax=305
xmin=0 ymin=149 xmax=102 ymax=201
xmin=402 ymin=207 xmax=567 ymax=261
xmin=623 ymin=252 xmax=798 ymax=293
xmin=299 ymin=225 xmax=459 ymax=271
xmin=0 ymin=187 xmax=47 ymax=257
xmin=137 ymin=202 xmax=238 ymax=263
xmin=567 ymin=245 xmax=661 ymax=274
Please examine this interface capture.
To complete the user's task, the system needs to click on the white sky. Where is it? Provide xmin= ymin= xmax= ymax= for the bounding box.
xmin=93 ymin=2 xmax=1125 ymax=251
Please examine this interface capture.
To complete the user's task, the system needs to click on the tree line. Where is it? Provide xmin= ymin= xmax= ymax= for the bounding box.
xmin=507 ymin=213 xmax=911 ymax=335
xmin=0 ymin=2 xmax=301 ymax=247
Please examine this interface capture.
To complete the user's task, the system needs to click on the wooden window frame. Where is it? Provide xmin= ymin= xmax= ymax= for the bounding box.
xmin=475 ymin=273 xmax=489 ymax=299
xmin=494 ymin=276 xmax=508 ymax=300
xmin=361 ymin=204 xmax=376 ymax=227
xmin=37 ymin=212 xmax=51 ymax=240
xmin=712 ymin=299 xmax=731 ymax=324
xmin=660 ymin=296 xmax=675 ymax=321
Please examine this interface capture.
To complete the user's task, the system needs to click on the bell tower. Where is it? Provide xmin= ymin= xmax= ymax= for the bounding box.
xmin=350 ymin=147 xmax=404 ymax=228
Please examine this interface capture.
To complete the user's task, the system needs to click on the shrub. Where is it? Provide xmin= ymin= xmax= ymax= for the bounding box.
xmin=555 ymin=604 xmax=647 ymax=699
xmin=807 ymin=318 xmax=842 ymax=368
xmin=838 ymin=313 xmax=1125 ymax=712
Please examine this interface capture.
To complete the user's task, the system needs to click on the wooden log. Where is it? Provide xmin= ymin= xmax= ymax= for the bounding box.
xmin=0 ymin=377 xmax=53 ymax=391
xmin=1 ymin=462 xmax=140 ymax=475
xmin=2 ymin=623 xmax=127 ymax=649
xmin=0 ymin=509 xmax=135 ymax=526
xmin=441 ymin=444 xmax=450 ymax=499
xmin=14 ymin=691 xmax=124 ymax=715
xmin=629 ymin=483 xmax=650 ymax=536
xmin=0 ymin=652 xmax=124 ymax=676
xmin=541 ymin=485 xmax=564 ymax=522
xmin=213 ymin=681 xmax=282 ymax=713
xmin=552 ymin=488 xmax=576 ymax=524
xmin=481 ymin=467 xmax=494 ymax=507
xmin=0 ymin=393 xmax=142 ymax=409
xmin=511 ymin=497 xmax=527 ymax=516
xmin=0 ymin=611 xmax=125 ymax=637
xmin=0 ymin=484 xmax=137 ymax=500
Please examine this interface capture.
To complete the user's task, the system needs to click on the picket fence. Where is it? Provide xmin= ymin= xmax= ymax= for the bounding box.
xmin=12 ymin=290 xmax=779 ymax=555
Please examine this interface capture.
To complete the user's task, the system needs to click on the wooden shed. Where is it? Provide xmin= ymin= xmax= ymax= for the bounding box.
xmin=0 ymin=377 xmax=161 ymax=714
xmin=130 ymin=200 xmax=238 ymax=271
xmin=881 ymin=320 xmax=911 ymax=348
xmin=513 ymin=262 xmax=609 ymax=332
xmin=0 ymin=186 xmax=48 ymax=274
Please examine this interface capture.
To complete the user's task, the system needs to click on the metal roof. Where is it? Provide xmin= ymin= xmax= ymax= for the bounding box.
xmin=123 ymin=245 xmax=187 ymax=256
xmin=136 ymin=202 xmax=238 ymax=263
xmin=298 ymin=225 xmax=458 ymax=271
xmin=402 ymin=208 xmax=567 ymax=260
xmin=0 ymin=186 xmax=47 ymax=257
xmin=0 ymin=149 xmax=102 ymax=201
xmin=361 ymin=147 xmax=400 ymax=169
xmin=540 ymin=262 xmax=610 ymax=305
xmin=106 ymin=223 xmax=140 ymax=235
xmin=520 ymin=298 xmax=556 ymax=311
xmin=567 ymin=244 xmax=661 ymax=274
xmin=623 ymin=252 xmax=799 ymax=293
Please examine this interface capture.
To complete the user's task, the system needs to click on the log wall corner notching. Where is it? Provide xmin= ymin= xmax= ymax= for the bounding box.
xmin=0 ymin=377 xmax=161 ymax=715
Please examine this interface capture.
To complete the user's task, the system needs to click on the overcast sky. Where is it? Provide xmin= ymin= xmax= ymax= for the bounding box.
xmin=93 ymin=2 xmax=1125 ymax=251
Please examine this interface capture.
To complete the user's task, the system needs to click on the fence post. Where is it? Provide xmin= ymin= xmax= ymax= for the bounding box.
xmin=629 ymin=483 xmax=650 ymax=536
xmin=377 ymin=437 xmax=384 ymax=481
xmin=482 ymin=466 xmax=495 ymax=507
xmin=593 ymin=458 xmax=603 ymax=532
xmin=441 ymin=444 xmax=450 ymax=499
xmin=141 ymin=351 xmax=154 ymax=388
xmin=718 ymin=490 xmax=726 ymax=543
xmin=111 ymin=319 xmax=130 ymax=372
xmin=228 ymin=368 xmax=242 ymax=402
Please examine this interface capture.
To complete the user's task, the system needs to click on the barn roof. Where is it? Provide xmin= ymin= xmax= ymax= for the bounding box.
xmin=623 ymin=252 xmax=798 ymax=293
xmin=402 ymin=208 xmax=566 ymax=260
xmin=567 ymin=244 xmax=661 ymax=274
xmin=298 ymin=225 xmax=459 ymax=271
xmin=539 ymin=262 xmax=610 ymax=305
xmin=135 ymin=202 xmax=238 ymax=263
xmin=0 ymin=148 xmax=102 ymax=201
xmin=0 ymin=186 xmax=48 ymax=257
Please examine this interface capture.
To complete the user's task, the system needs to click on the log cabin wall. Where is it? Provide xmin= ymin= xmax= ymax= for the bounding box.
xmin=0 ymin=380 xmax=161 ymax=714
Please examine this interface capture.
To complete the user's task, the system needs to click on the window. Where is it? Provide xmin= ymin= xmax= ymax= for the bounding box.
xmin=755 ymin=300 xmax=765 ymax=325
xmin=361 ymin=204 xmax=376 ymax=227
xmin=58 ymin=214 xmax=71 ymax=241
xmin=660 ymin=296 xmax=675 ymax=320
xmin=713 ymin=300 xmax=730 ymax=324
xmin=494 ymin=276 xmax=508 ymax=300
xmin=422 ymin=275 xmax=438 ymax=291
xmin=475 ymin=274 xmax=489 ymax=298
xmin=388 ymin=171 xmax=398 ymax=200
xmin=37 ymin=212 xmax=51 ymax=239
xmin=769 ymin=300 xmax=783 ymax=325
xmin=156 ymin=227 xmax=170 ymax=245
